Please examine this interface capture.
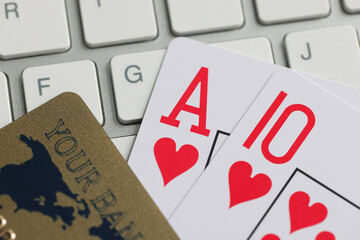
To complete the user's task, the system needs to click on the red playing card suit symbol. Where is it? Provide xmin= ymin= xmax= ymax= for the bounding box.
xmin=154 ymin=137 xmax=199 ymax=186
xmin=228 ymin=161 xmax=272 ymax=208
xmin=289 ymin=191 xmax=328 ymax=234
xmin=316 ymin=231 xmax=335 ymax=240
xmin=262 ymin=234 xmax=281 ymax=240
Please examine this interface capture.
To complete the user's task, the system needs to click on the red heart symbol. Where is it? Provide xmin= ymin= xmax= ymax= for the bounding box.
xmin=228 ymin=161 xmax=272 ymax=208
xmin=316 ymin=231 xmax=335 ymax=240
xmin=289 ymin=191 xmax=328 ymax=234
xmin=154 ymin=137 xmax=199 ymax=186
xmin=262 ymin=234 xmax=280 ymax=240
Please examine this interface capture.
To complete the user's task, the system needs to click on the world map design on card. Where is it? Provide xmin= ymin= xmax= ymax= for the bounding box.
xmin=0 ymin=93 xmax=178 ymax=240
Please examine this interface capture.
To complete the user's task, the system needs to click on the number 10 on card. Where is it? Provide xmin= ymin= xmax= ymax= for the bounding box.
xmin=243 ymin=91 xmax=315 ymax=164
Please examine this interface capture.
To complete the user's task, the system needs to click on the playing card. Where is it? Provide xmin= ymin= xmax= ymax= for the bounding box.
xmin=0 ymin=93 xmax=178 ymax=240
xmin=128 ymin=37 xmax=360 ymax=219
xmin=169 ymin=70 xmax=360 ymax=239
xmin=250 ymin=169 xmax=360 ymax=240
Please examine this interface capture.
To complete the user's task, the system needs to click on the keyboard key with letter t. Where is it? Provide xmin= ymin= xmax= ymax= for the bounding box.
xmin=0 ymin=72 xmax=12 ymax=129
xmin=285 ymin=25 xmax=360 ymax=88
xmin=0 ymin=0 xmax=70 ymax=59
xmin=167 ymin=0 xmax=244 ymax=35
xmin=255 ymin=0 xmax=330 ymax=24
xmin=79 ymin=0 xmax=158 ymax=48
xmin=22 ymin=60 xmax=104 ymax=124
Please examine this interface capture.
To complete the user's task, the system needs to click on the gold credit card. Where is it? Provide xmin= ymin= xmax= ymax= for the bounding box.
xmin=0 ymin=93 xmax=178 ymax=240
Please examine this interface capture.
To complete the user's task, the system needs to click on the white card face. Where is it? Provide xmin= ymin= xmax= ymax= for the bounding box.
xmin=250 ymin=170 xmax=360 ymax=239
xmin=169 ymin=70 xmax=360 ymax=239
xmin=128 ymin=37 xmax=360 ymax=218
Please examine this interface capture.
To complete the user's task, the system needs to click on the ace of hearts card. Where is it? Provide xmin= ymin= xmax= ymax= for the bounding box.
xmin=128 ymin=37 xmax=360 ymax=218
xmin=169 ymin=70 xmax=360 ymax=239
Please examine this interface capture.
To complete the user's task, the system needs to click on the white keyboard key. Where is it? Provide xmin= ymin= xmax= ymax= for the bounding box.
xmin=212 ymin=37 xmax=274 ymax=63
xmin=23 ymin=60 xmax=104 ymax=124
xmin=79 ymin=0 xmax=157 ymax=48
xmin=343 ymin=0 xmax=360 ymax=13
xmin=111 ymin=49 xmax=166 ymax=124
xmin=0 ymin=72 xmax=12 ymax=129
xmin=255 ymin=0 xmax=330 ymax=24
xmin=0 ymin=0 xmax=70 ymax=59
xmin=112 ymin=135 xmax=136 ymax=161
xmin=285 ymin=25 xmax=360 ymax=88
xmin=167 ymin=0 xmax=244 ymax=35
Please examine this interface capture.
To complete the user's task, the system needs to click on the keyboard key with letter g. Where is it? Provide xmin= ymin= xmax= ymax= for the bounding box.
xmin=255 ymin=0 xmax=330 ymax=25
xmin=111 ymin=49 xmax=166 ymax=124
xmin=167 ymin=0 xmax=244 ymax=35
xmin=285 ymin=25 xmax=360 ymax=88
xmin=0 ymin=0 xmax=70 ymax=59
xmin=0 ymin=72 xmax=12 ymax=129
xmin=79 ymin=0 xmax=158 ymax=48
xmin=22 ymin=60 xmax=104 ymax=125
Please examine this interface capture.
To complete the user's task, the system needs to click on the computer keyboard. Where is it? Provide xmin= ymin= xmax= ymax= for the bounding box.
xmin=1 ymin=0 xmax=360 ymax=160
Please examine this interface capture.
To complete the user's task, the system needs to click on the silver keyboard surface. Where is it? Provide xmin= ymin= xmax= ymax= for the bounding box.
xmin=1 ymin=0 xmax=360 ymax=142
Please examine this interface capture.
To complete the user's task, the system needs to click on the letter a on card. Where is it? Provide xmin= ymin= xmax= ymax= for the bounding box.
xmin=160 ymin=67 xmax=210 ymax=137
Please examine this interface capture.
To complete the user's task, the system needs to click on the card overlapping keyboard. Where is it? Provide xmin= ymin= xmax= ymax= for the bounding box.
xmin=2 ymin=1 xmax=360 ymax=239
xmin=130 ymin=38 xmax=360 ymax=239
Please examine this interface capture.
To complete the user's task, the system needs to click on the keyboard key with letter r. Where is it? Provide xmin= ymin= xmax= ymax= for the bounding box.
xmin=0 ymin=0 xmax=70 ymax=59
